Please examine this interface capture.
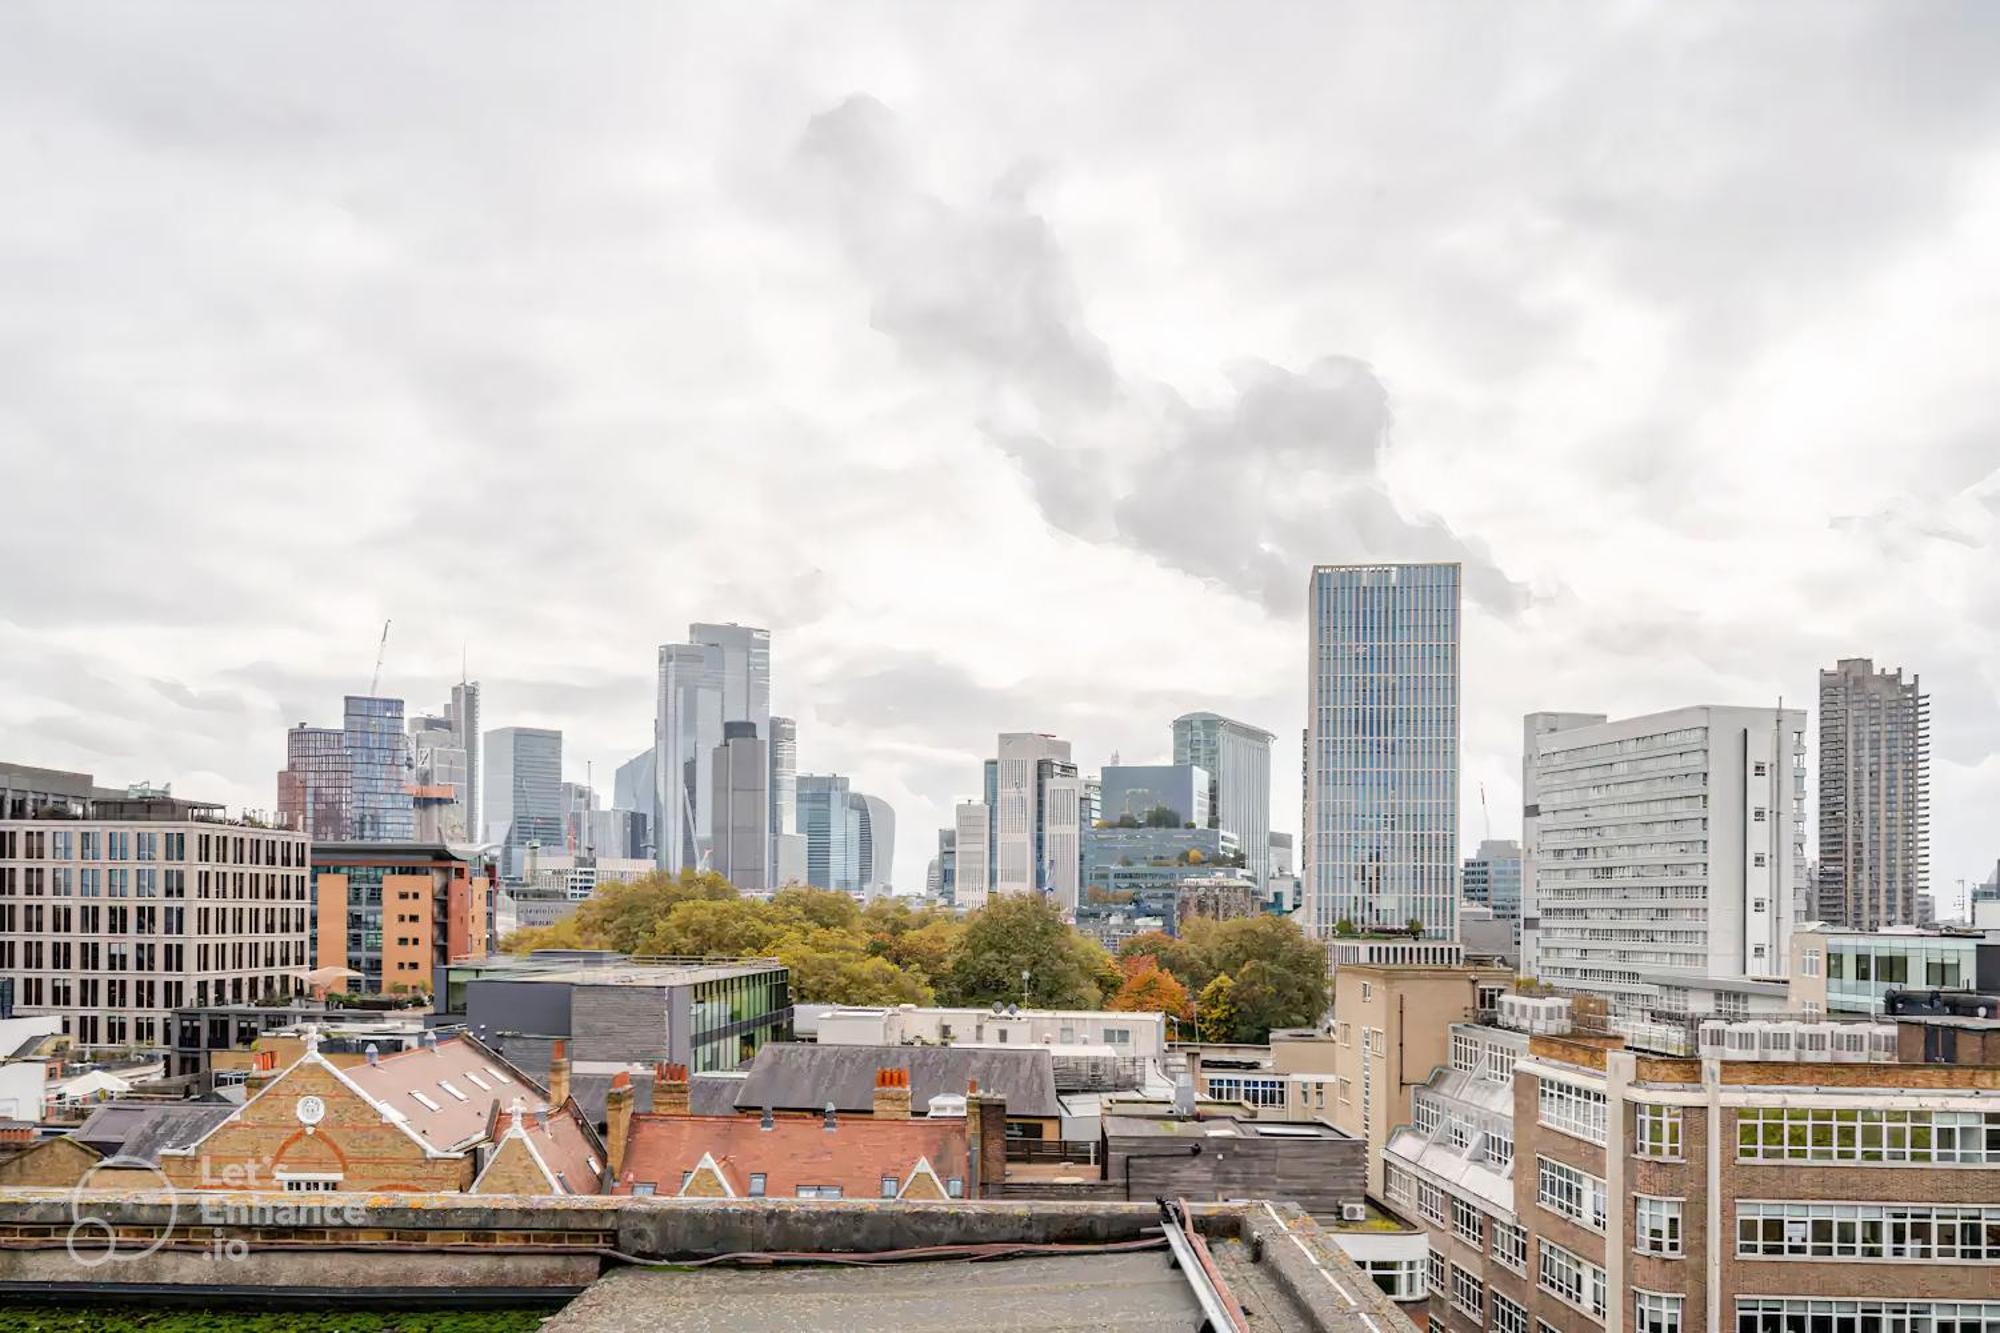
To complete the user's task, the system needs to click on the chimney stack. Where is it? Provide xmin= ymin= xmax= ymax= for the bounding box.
xmin=548 ymin=1039 xmax=570 ymax=1108
xmin=654 ymin=1062 xmax=691 ymax=1116
xmin=605 ymin=1071 xmax=636 ymax=1176
xmin=823 ymin=1101 xmax=838 ymax=1131
xmin=872 ymin=1067 xmax=912 ymax=1120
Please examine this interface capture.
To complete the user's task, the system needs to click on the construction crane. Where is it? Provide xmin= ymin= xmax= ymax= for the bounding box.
xmin=367 ymin=619 xmax=391 ymax=696
xmin=1480 ymin=782 xmax=1491 ymax=842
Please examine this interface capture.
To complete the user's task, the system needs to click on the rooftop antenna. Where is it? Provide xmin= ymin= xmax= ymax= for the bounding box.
xmin=368 ymin=619 xmax=392 ymax=696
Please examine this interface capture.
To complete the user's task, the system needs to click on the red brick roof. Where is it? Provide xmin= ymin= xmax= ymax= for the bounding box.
xmin=614 ymin=1112 xmax=971 ymax=1200
xmin=476 ymin=1098 xmax=606 ymax=1194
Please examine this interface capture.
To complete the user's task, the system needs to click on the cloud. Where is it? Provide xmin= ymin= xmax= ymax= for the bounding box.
xmin=797 ymin=94 xmax=1529 ymax=617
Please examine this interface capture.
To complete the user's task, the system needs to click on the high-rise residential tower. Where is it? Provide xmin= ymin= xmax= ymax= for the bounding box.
xmin=711 ymin=721 xmax=770 ymax=891
xmin=1303 ymin=562 xmax=1461 ymax=941
xmin=485 ymin=726 xmax=563 ymax=882
xmin=1172 ymin=713 xmax=1274 ymax=887
xmin=1818 ymin=657 xmax=1930 ymax=929
xmin=1524 ymin=705 xmax=1806 ymax=1017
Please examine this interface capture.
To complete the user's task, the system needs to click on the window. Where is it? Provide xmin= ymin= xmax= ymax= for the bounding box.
xmin=1417 ymin=1178 xmax=1445 ymax=1225
xmin=1484 ymin=1128 xmax=1514 ymax=1169
xmin=1429 ymin=1320 xmax=1446 ymax=1333
xmin=1538 ymin=1079 xmax=1607 ymax=1144
xmin=1538 ymin=1240 xmax=1606 ymax=1318
xmin=1205 ymin=1075 xmax=1288 ymax=1108
xmin=1491 ymin=1220 xmax=1527 ymax=1274
xmin=1492 ymin=1292 xmax=1527 ymax=1333
xmin=680 ymin=1171 xmax=693 ymax=1190
xmin=1452 ymin=1197 xmax=1483 ymax=1246
xmin=1736 ymin=1107 xmax=2000 ymax=1165
xmin=1636 ymin=1103 xmax=1682 ymax=1158
xmin=1449 ymin=1264 xmax=1482 ymax=1319
xmin=1537 ymin=1156 xmax=1607 ymax=1231
xmin=1426 ymin=1251 xmax=1446 ymax=1297
xmin=1635 ymin=1196 xmax=1683 ymax=1256
xmin=1361 ymin=982 xmax=1374 ymax=1002
xmin=1634 ymin=1290 xmax=1682 ymax=1333
xmin=748 ymin=1173 xmax=766 ymax=1197
xmin=1802 ymin=949 xmax=1822 ymax=978
xmin=796 ymin=1185 xmax=843 ymax=1199
xmin=1357 ymin=1257 xmax=1424 ymax=1302
xmin=1384 ymin=1165 xmax=1413 ymax=1210
xmin=1735 ymin=1201 xmax=2000 ymax=1260
xmin=1103 ymin=1028 xmax=1130 ymax=1046
xmin=946 ymin=1177 xmax=963 ymax=1198
xmin=280 ymin=1177 xmax=339 ymax=1192
xmin=1735 ymin=1299 xmax=2000 ymax=1331
xmin=881 ymin=1176 xmax=898 ymax=1199
xmin=630 ymin=1182 xmax=657 ymax=1196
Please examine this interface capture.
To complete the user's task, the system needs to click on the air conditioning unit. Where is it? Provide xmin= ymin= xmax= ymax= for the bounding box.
xmin=1342 ymin=1203 xmax=1368 ymax=1223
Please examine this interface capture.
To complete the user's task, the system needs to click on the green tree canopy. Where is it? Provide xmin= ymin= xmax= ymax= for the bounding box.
xmin=942 ymin=895 xmax=1117 ymax=1008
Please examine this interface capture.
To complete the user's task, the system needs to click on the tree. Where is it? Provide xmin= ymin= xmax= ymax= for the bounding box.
xmin=1333 ymin=918 xmax=1356 ymax=938
xmin=501 ymin=915 xmax=587 ymax=954
xmin=1108 ymin=955 xmax=1191 ymax=1019
xmin=568 ymin=869 xmax=739 ymax=954
xmin=1117 ymin=930 xmax=1204 ymax=989
xmin=1179 ymin=915 xmax=1330 ymax=1040
xmin=881 ymin=917 xmax=965 ymax=985
xmin=1142 ymin=805 xmax=1182 ymax=829
xmin=638 ymin=897 xmax=781 ymax=958
xmin=1405 ymin=917 xmax=1426 ymax=940
xmin=1196 ymin=972 xmax=1237 ymax=1041
xmin=942 ymin=895 xmax=1116 ymax=1008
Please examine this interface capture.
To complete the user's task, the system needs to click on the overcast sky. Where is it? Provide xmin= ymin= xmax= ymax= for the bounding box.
xmin=4 ymin=3 xmax=1998 ymax=907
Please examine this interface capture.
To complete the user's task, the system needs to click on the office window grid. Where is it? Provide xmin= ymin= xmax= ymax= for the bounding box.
xmin=1539 ymin=1079 xmax=1608 ymax=1144
xmin=1736 ymin=1202 xmax=2000 ymax=1261
xmin=1537 ymin=1156 xmax=1607 ymax=1232
xmin=1735 ymin=1299 xmax=2000 ymax=1333
xmin=1538 ymin=1239 xmax=1607 ymax=1319
xmin=1492 ymin=1219 xmax=1528 ymax=1274
xmin=1737 ymin=1107 xmax=2000 ymax=1165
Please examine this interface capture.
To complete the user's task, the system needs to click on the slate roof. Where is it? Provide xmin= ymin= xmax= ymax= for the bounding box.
xmin=73 ymin=1102 xmax=237 ymax=1164
xmin=726 ymin=1044 xmax=1061 ymax=1118
xmin=614 ymin=1112 xmax=969 ymax=1199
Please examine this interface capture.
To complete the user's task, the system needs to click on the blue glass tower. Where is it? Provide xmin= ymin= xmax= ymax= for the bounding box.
xmin=1304 ymin=563 xmax=1460 ymax=940
xmin=343 ymin=695 xmax=414 ymax=841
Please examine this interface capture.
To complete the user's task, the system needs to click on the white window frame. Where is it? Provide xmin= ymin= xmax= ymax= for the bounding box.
xmin=1635 ymin=1103 xmax=1683 ymax=1159
xmin=1633 ymin=1289 xmax=1683 ymax=1333
xmin=1635 ymin=1195 xmax=1684 ymax=1256
xmin=1451 ymin=1196 xmax=1483 ymax=1247
xmin=1538 ymin=1239 xmax=1606 ymax=1319
xmin=1449 ymin=1263 xmax=1483 ymax=1319
xmin=1538 ymin=1078 xmax=1608 ymax=1145
xmin=1491 ymin=1219 xmax=1527 ymax=1274
xmin=1537 ymin=1155 xmax=1607 ymax=1232
xmin=1491 ymin=1290 xmax=1528 ymax=1333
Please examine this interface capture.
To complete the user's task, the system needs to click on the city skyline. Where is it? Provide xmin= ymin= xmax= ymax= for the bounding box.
xmin=6 ymin=7 xmax=2000 ymax=904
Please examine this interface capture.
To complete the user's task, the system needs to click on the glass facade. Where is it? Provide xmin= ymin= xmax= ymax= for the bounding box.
xmin=486 ymin=727 xmax=563 ymax=882
xmin=687 ymin=969 xmax=792 ymax=1073
xmin=1305 ymin=563 xmax=1460 ymax=939
xmin=278 ymin=725 xmax=351 ymax=841
xmin=339 ymin=696 xmax=414 ymax=841
xmin=1825 ymin=932 xmax=1972 ymax=1014
xmin=798 ymin=774 xmax=854 ymax=891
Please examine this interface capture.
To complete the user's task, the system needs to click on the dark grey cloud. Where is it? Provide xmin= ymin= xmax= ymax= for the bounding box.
xmin=797 ymin=94 xmax=1530 ymax=617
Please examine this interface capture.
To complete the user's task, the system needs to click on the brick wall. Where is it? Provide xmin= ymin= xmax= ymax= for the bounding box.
xmin=161 ymin=1060 xmax=471 ymax=1193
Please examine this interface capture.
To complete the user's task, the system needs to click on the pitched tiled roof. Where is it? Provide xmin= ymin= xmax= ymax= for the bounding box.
xmin=727 ymin=1044 xmax=1060 ymax=1118
xmin=474 ymin=1097 xmax=608 ymax=1195
xmin=342 ymin=1034 xmax=549 ymax=1152
xmin=615 ymin=1111 xmax=970 ymax=1199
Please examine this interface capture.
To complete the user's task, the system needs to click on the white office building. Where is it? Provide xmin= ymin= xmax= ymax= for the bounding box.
xmin=953 ymin=802 xmax=991 ymax=912
xmin=1523 ymin=705 xmax=1807 ymax=1018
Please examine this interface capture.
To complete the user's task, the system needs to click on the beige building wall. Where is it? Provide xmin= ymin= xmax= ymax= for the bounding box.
xmin=1327 ymin=964 xmax=1512 ymax=1197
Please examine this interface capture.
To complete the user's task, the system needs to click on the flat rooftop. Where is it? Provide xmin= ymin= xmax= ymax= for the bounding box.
xmin=546 ymin=1252 xmax=1201 ymax=1331
xmin=1103 ymin=1114 xmax=1351 ymax=1141
xmin=456 ymin=953 xmax=785 ymax=987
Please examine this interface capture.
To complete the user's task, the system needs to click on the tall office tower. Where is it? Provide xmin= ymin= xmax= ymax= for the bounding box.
xmin=1462 ymin=837 xmax=1523 ymax=921
xmin=797 ymin=774 xmax=854 ymax=891
xmin=954 ymin=802 xmax=991 ymax=911
xmin=277 ymin=724 xmax=350 ymax=840
xmin=1525 ymin=705 xmax=1806 ymax=1017
xmin=341 ymin=696 xmax=414 ymax=842
xmin=934 ymin=828 xmax=957 ymax=905
xmin=769 ymin=715 xmax=798 ymax=876
xmin=992 ymin=733 xmax=1077 ymax=901
xmin=851 ymin=792 xmax=896 ymax=897
xmin=1818 ymin=658 xmax=1930 ymax=929
xmin=691 ymin=622 xmax=771 ymax=865
xmin=485 ymin=726 xmax=564 ymax=882
xmin=1173 ymin=712 xmax=1275 ymax=888
xmin=654 ymin=643 xmax=722 ymax=873
xmin=450 ymin=680 xmax=481 ymax=841
xmin=1303 ymin=563 xmax=1460 ymax=942
xmin=559 ymin=781 xmax=599 ymax=854
xmin=711 ymin=722 xmax=770 ymax=891
xmin=612 ymin=746 xmax=656 ymax=859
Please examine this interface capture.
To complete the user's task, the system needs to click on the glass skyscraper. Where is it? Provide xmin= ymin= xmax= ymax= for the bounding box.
xmin=1172 ymin=713 xmax=1273 ymax=887
xmin=485 ymin=726 xmax=563 ymax=882
xmin=1304 ymin=562 xmax=1460 ymax=940
xmin=343 ymin=696 xmax=414 ymax=842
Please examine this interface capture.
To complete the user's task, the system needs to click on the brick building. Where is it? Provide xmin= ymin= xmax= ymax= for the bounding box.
xmin=1388 ymin=1000 xmax=2000 ymax=1333
xmin=611 ymin=1065 xmax=995 ymax=1200
xmin=312 ymin=842 xmax=490 ymax=996
xmin=159 ymin=1027 xmax=553 ymax=1193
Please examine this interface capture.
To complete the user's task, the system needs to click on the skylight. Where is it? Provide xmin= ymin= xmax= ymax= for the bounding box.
xmin=483 ymin=1066 xmax=512 ymax=1084
xmin=409 ymin=1091 xmax=441 ymax=1111
xmin=438 ymin=1080 xmax=469 ymax=1102
xmin=464 ymin=1072 xmax=491 ymax=1091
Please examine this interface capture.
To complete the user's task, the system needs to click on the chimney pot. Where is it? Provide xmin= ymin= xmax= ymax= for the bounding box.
xmin=824 ymin=1102 xmax=838 ymax=1131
